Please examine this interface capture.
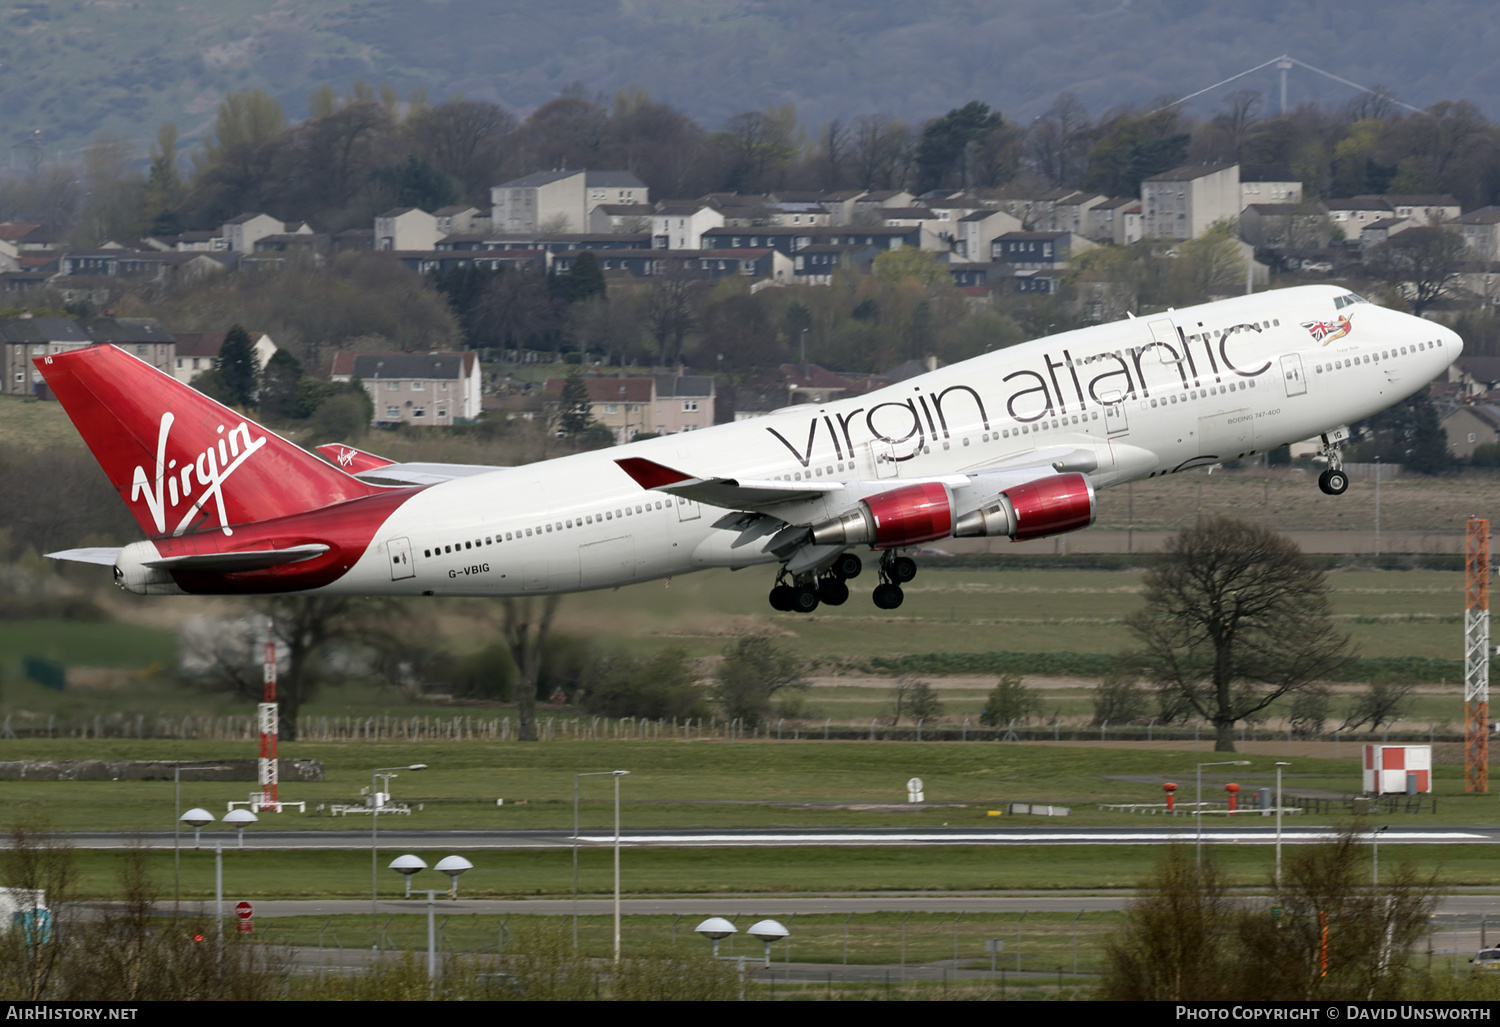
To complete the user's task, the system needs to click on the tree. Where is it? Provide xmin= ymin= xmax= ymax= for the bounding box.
xmin=206 ymin=598 xmax=399 ymax=741
xmin=714 ymin=635 xmax=807 ymax=727
xmin=1085 ymin=109 xmax=1190 ymax=197
xmin=978 ymin=674 xmax=1041 ymax=727
xmin=257 ymin=347 xmax=306 ymax=419
xmin=497 ymin=596 xmax=563 ymax=741
xmin=1234 ymin=823 xmax=1438 ymax=1000
xmin=871 ymin=247 xmax=949 ymax=290
xmin=913 ymin=101 xmax=1005 ymax=193
xmin=887 ymin=676 xmax=942 ymax=726
xmin=1092 ymin=670 xmax=1148 ymax=726
xmin=581 ymin=648 xmax=708 ymax=720
xmin=556 ymin=250 xmax=606 ymax=306
xmin=557 ymin=367 xmax=595 ymax=437
xmin=1166 ymin=220 xmax=1247 ymax=306
xmin=1101 ymin=845 xmax=1237 ymax=1001
xmin=1339 ymin=678 xmax=1417 ymax=733
xmin=1355 ymin=389 xmax=1452 ymax=474
xmin=644 ymin=268 xmax=700 ymax=366
xmin=1366 ymin=226 xmax=1467 ymax=315
xmin=217 ymin=325 xmax=259 ymax=408
xmin=1123 ymin=517 xmax=1352 ymax=752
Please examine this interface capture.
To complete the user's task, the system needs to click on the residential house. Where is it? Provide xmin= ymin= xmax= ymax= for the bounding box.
xmin=542 ymin=375 xmax=656 ymax=442
xmin=792 ymin=244 xmax=880 ymax=284
xmin=1 ymin=317 xmax=91 ymax=395
xmin=391 ymin=249 xmax=549 ymax=276
xmin=171 ymin=330 xmax=279 ymax=385
xmin=1039 ymin=191 xmax=1107 ymax=235
xmin=651 ymin=201 xmax=726 ymax=250
xmin=1239 ymin=165 xmax=1303 ymax=208
xmin=589 ymin=204 xmax=654 ymax=234
xmin=652 ymin=374 xmax=717 ymax=433
xmin=221 ymin=213 xmax=307 ymax=252
xmin=57 ymin=247 xmax=230 ymax=284
xmin=1084 ymin=197 xmax=1142 ymax=245
xmin=946 ymin=261 xmax=993 ymax=288
xmin=491 ymin=170 xmax=648 ymax=235
xmin=1239 ymin=202 xmax=1333 ymax=251
xmin=818 ymin=189 xmax=867 ymax=226
xmin=81 ymin=318 xmax=175 ymax=377
xmin=433 ymin=206 xmax=489 ymax=237
xmin=332 ymin=351 xmax=483 ymax=426
xmin=1325 ymin=196 xmax=1396 ymax=235
xmin=1360 ymin=217 xmax=1414 ymax=250
xmin=1443 ymin=404 xmax=1500 ymax=459
xmin=684 ymin=249 xmax=793 ymax=282
xmin=1457 ymin=206 xmax=1500 ymax=261
xmin=700 ymin=225 xmax=920 ymax=256
xmin=1142 ymin=163 xmax=1241 ymax=240
xmin=991 ymin=231 xmax=1091 ymax=268
xmin=1385 ymin=195 xmax=1461 ymax=226
xmin=956 ymin=208 xmax=1023 ymax=260
xmin=375 ymin=208 xmax=440 ymax=251
xmin=850 ymin=190 xmax=916 ymax=224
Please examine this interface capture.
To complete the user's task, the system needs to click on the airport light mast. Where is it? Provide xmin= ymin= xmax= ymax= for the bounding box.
xmin=1465 ymin=517 xmax=1489 ymax=794
xmin=259 ymin=622 xmax=279 ymax=808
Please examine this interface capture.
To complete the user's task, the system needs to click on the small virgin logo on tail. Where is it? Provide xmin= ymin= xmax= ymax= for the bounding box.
xmin=129 ymin=413 xmax=267 ymax=536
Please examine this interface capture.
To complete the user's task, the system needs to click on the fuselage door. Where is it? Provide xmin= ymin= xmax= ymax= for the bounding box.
xmin=1280 ymin=353 xmax=1307 ymax=397
xmin=870 ymin=439 xmax=899 ymax=479
xmin=386 ymin=537 xmax=415 ymax=581
xmin=676 ymin=497 xmax=702 ymax=522
xmin=1099 ymin=390 xmax=1129 ymax=435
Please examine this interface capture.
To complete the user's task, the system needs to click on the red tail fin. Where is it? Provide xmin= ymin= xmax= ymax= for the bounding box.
xmin=36 ymin=346 xmax=381 ymax=539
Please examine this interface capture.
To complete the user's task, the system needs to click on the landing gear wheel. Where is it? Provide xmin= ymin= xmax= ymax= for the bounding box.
xmin=833 ymin=552 xmax=863 ymax=580
xmin=792 ymin=585 xmax=821 ymax=613
xmin=891 ymin=556 xmax=917 ymax=583
xmin=818 ymin=578 xmax=850 ymax=606
xmin=1318 ymin=469 xmax=1349 ymax=496
xmin=872 ymin=583 xmax=905 ymax=609
xmin=768 ymin=584 xmax=794 ymax=611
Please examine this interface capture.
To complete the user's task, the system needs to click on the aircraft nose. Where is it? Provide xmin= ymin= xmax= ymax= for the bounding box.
xmin=1448 ymin=325 xmax=1466 ymax=357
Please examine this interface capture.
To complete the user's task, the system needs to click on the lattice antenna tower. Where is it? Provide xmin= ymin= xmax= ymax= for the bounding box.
xmin=1465 ymin=517 xmax=1489 ymax=794
xmin=259 ymin=622 xmax=279 ymax=807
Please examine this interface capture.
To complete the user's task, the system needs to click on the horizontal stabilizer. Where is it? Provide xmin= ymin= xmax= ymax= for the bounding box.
xmin=351 ymin=462 xmax=505 ymax=486
xmin=314 ymin=443 xmax=396 ymax=472
xmin=142 ymin=544 xmax=329 ymax=573
xmin=46 ymin=548 xmax=123 ymax=566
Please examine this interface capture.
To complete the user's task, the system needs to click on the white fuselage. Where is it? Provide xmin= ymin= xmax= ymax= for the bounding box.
xmin=327 ymin=286 xmax=1460 ymax=597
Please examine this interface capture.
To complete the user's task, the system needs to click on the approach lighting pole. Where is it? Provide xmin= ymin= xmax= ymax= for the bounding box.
xmin=371 ymin=763 xmax=428 ymax=946
xmin=1466 ymin=517 xmax=1490 ymax=793
xmin=1196 ymin=760 xmax=1251 ymax=870
xmin=1275 ymin=762 xmax=1291 ymax=893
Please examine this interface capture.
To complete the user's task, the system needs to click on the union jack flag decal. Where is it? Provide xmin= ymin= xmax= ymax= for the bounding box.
xmin=1302 ymin=314 xmax=1352 ymax=344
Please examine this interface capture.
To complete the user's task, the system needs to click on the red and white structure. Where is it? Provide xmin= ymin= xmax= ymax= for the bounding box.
xmin=1363 ymin=744 xmax=1432 ymax=794
xmin=258 ymin=623 xmax=279 ymax=809
xmin=1466 ymin=517 xmax=1490 ymax=794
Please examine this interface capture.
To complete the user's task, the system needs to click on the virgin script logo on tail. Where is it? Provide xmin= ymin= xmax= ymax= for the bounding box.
xmin=129 ymin=413 xmax=268 ymax=536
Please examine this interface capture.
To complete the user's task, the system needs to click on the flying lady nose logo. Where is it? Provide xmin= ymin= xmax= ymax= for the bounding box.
xmin=129 ymin=413 xmax=267 ymax=536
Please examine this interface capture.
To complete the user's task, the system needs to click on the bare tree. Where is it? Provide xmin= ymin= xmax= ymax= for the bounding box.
xmin=496 ymin=595 xmax=562 ymax=741
xmin=887 ymin=676 xmax=942 ymax=726
xmin=407 ymin=99 xmax=517 ymax=202
xmin=1339 ymin=679 xmax=1417 ymax=733
xmin=1366 ymin=225 xmax=1468 ymax=314
xmin=1122 ymin=517 xmax=1352 ymax=752
xmin=1026 ymin=93 xmax=1093 ymax=187
xmin=644 ymin=266 xmax=700 ymax=366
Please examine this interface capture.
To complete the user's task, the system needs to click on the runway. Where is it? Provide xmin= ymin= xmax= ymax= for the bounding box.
xmin=59 ymin=824 xmax=1500 ymax=850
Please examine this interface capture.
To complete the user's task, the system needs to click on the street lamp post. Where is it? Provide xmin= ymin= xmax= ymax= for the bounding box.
xmin=174 ymin=764 xmax=220 ymax=917
xmin=574 ymin=770 xmax=629 ymax=957
xmin=371 ymin=764 xmax=428 ymax=946
xmin=1196 ymin=759 xmax=1251 ymax=869
xmin=1275 ymin=762 xmax=1291 ymax=893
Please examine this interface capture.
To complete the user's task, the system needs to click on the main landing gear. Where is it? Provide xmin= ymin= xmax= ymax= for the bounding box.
xmin=1316 ymin=430 xmax=1350 ymax=496
xmin=767 ymin=551 xmax=865 ymax=614
xmin=872 ymin=551 xmax=916 ymax=610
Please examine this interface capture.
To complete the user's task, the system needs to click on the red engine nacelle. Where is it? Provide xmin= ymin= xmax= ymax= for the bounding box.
xmin=953 ymin=472 xmax=1095 ymax=541
xmin=809 ymin=482 xmax=953 ymax=550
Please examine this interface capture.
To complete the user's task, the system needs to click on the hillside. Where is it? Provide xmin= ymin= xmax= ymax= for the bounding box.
xmin=1 ymin=0 xmax=1495 ymax=167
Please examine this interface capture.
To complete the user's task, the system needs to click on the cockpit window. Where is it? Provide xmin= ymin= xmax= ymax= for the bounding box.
xmin=1333 ymin=293 xmax=1369 ymax=310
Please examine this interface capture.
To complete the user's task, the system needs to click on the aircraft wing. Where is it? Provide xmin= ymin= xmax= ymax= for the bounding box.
xmin=314 ymin=443 xmax=506 ymax=486
xmin=614 ymin=457 xmax=842 ymax=509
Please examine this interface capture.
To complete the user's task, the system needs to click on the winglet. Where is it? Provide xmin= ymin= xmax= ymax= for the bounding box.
xmin=615 ymin=457 xmax=694 ymax=489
